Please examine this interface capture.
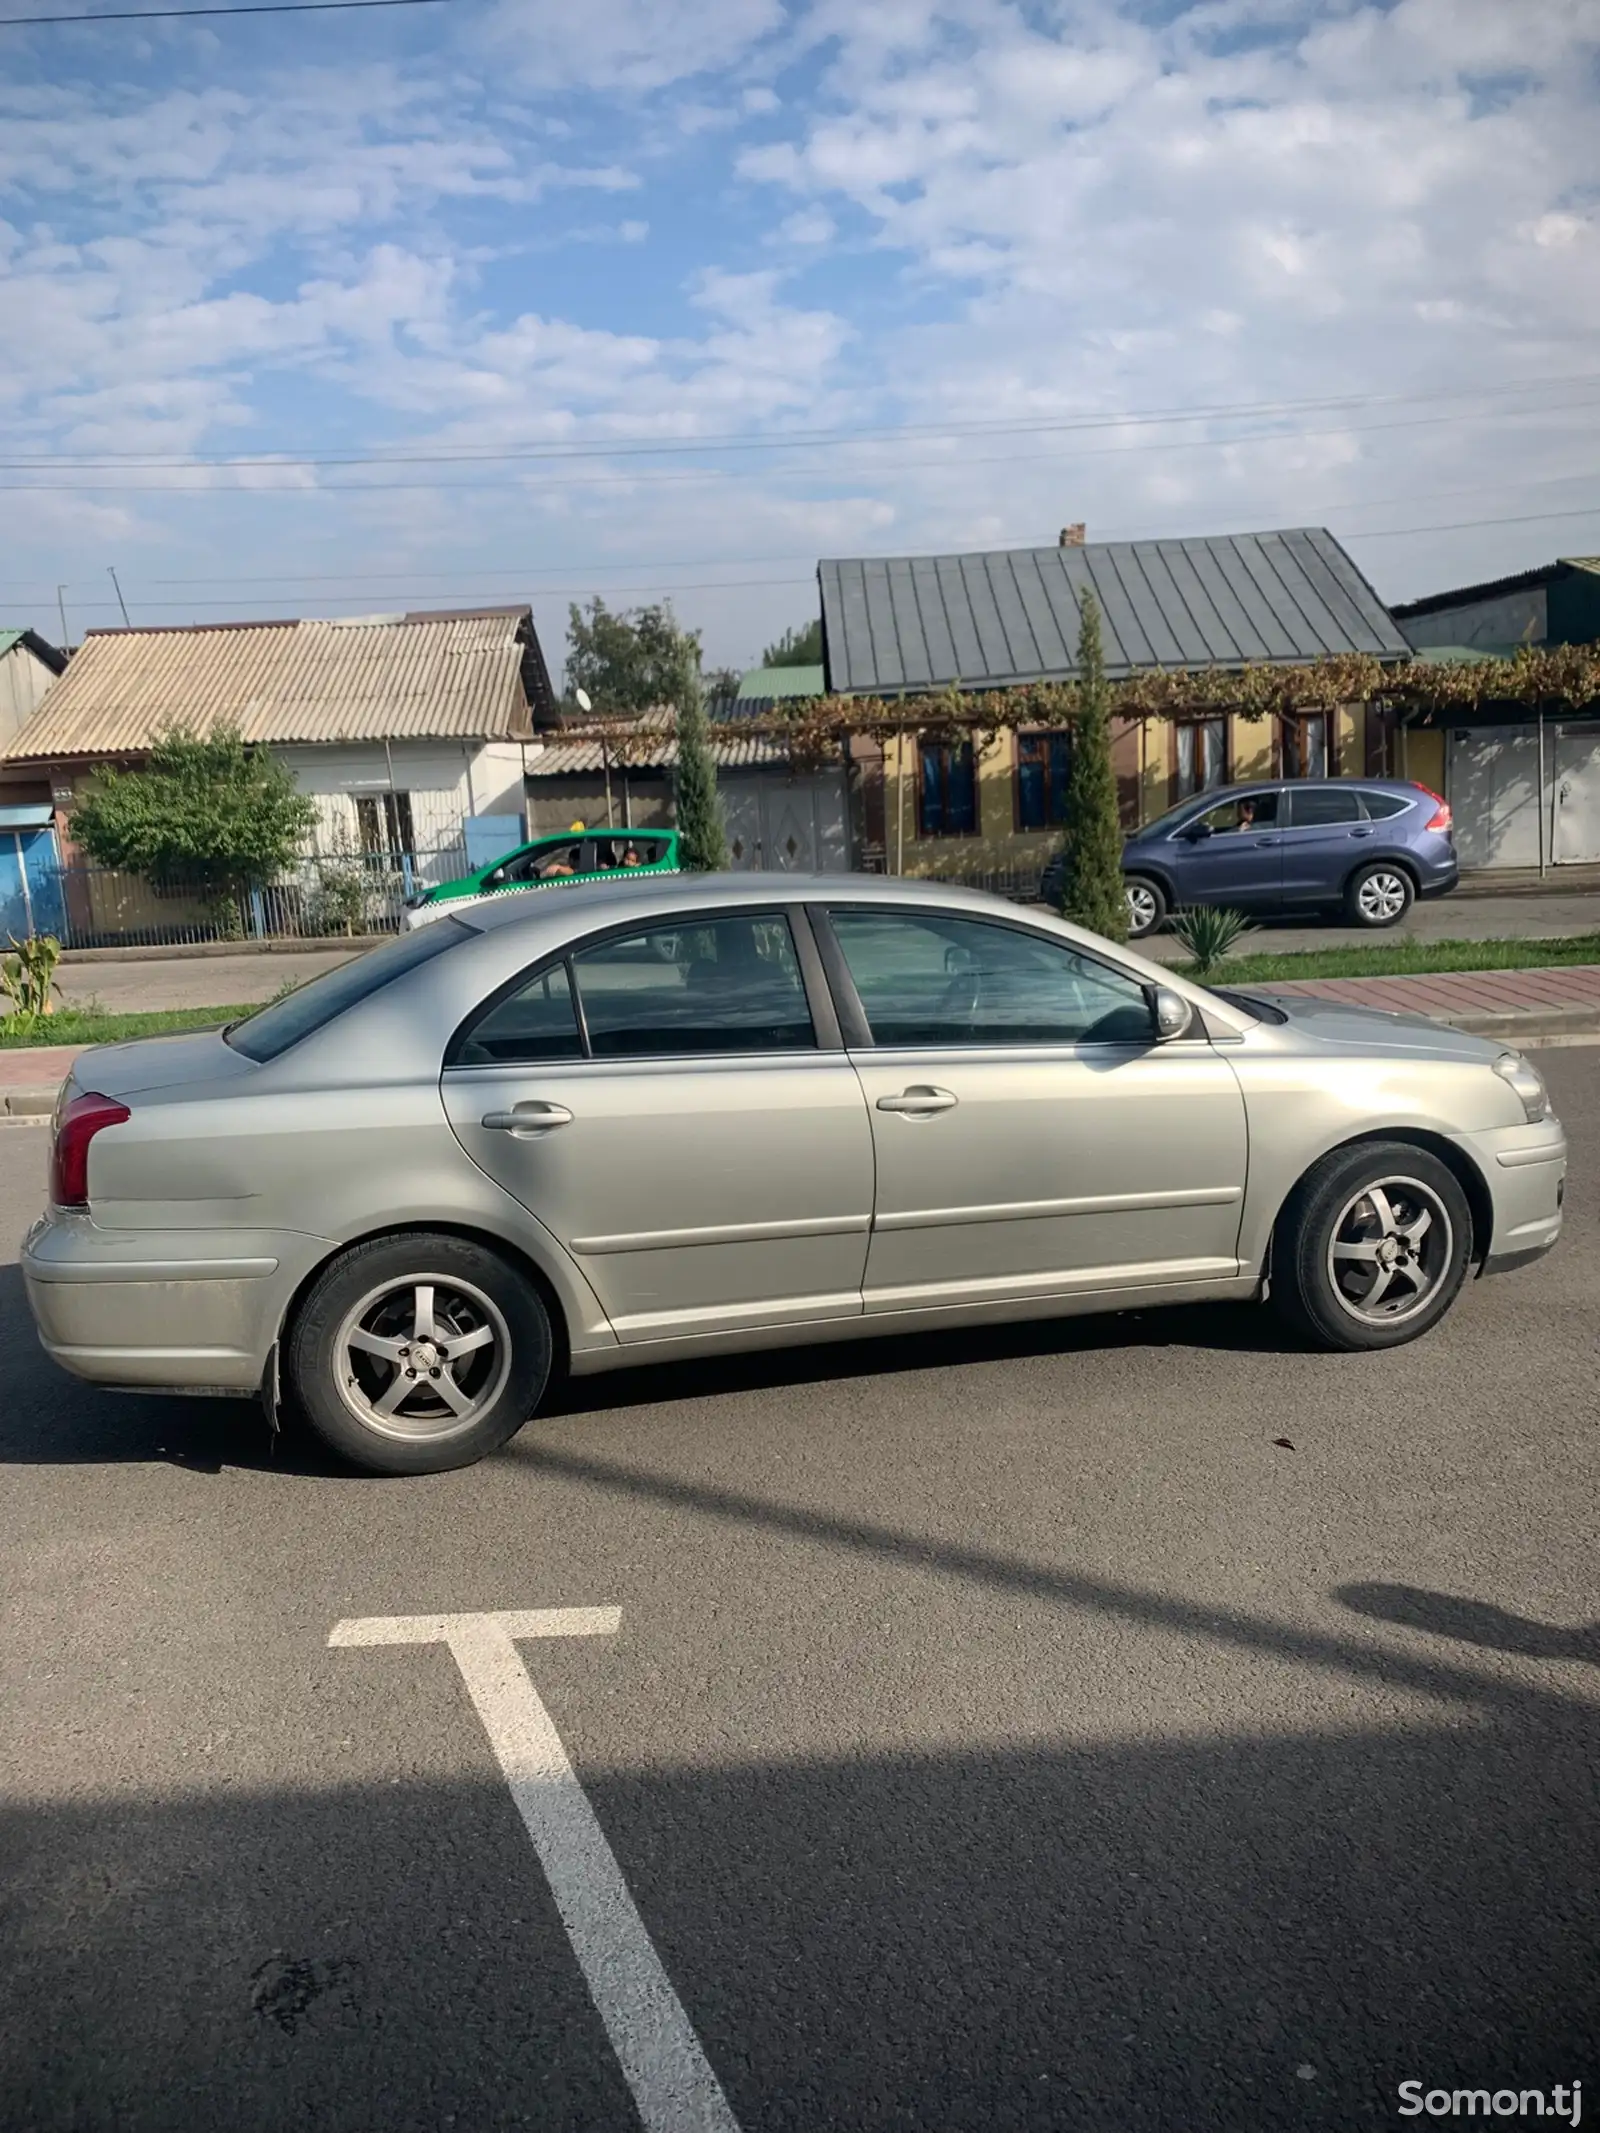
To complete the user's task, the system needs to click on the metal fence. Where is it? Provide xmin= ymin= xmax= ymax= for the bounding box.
xmin=43 ymin=843 xmax=469 ymax=951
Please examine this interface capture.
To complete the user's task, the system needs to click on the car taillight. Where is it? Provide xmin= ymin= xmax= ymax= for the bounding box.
xmin=1418 ymin=785 xmax=1452 ymax=833
xmin=51 ymin=1091 xmax=130 ymax=1208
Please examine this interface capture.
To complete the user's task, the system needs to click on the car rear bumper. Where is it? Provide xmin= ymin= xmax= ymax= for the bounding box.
xmin=20 ymin=1210 xmax=319 ymax=1393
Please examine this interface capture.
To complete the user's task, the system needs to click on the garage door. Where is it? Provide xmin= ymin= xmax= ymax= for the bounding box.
xmin=723 ymin=771 xmax=850 ymax=872
xmin=1552 ymin=726 xmax=1600 ymax=864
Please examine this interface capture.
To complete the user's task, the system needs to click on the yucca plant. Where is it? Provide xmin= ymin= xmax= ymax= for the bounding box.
xmin=1171 ymin=905 xmax=1253 ymax=977
xmin=1 ymin=932 xmax=64 ymax=1032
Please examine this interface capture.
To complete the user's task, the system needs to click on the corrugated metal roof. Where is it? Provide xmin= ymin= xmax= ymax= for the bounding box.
xmin=0 ymin=628 xmax=68 ymax=673
xmin=819 ymin=529 xmax=1411 ymax=696
xmin=527 ymin=725 xmax=793 ymax=775
xmin=1 ymin=610 xmax=538 ymax=762
xmin=734 ymin=663 xmax=827 ymax=699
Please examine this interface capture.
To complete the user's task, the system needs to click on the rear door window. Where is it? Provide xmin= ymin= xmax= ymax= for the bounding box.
xmin=574 ymin=914 xmax=815 ymax=1057
xmin=1286 ymin=788 xmax=1362 ymax=826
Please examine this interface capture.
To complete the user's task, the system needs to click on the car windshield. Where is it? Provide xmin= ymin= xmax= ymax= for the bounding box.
xmin=225 ymin=918 xmax=471 ymax=1061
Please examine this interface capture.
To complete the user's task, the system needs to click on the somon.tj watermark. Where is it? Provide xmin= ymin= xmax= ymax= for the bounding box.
xmin=1399 ymin=2084 xmax=1582 ymax=2122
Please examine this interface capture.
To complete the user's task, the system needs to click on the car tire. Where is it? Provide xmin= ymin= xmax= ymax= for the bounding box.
xmin=1272 ymin=1141 xmax=1473 ymax=1352
xmin=286 ymin=1232 xmax=554 ymax=1475
xmin=1124 ymin=875 xmax=1167 ymax=938
xmin=1344 ymin=862 xmax=1414 ymax=928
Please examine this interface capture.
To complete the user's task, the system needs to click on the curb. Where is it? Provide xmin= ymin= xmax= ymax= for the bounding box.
xmin=1 ymin=1089 xmax=56 ymax=1116
xmin=58 ymin=936 xmax=379 ymax=966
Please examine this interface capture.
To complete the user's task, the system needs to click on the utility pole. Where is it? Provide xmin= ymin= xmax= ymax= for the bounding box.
xmin=108 ymin=566 xmax=131 ymax=626
xmin=56 ymin=586 xmax=71 ymax=650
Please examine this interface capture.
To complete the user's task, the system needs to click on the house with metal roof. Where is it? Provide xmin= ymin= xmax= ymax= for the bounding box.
xmin=816 ymin=529 xmax=1413 ymax=882
xmin=1388 ymin=560 xmax=1600 ymax=871
xmin=0 ymin=606 xmax=554 ymax=866
xmin=0 ymin=629 xmax=68 ymax=797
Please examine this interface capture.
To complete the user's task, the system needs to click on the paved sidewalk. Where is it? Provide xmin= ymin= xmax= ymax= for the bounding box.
xmin=1258 ymin=962 xmax=1600 ymax=1037
xmin=5 ymin=966 xmax=1598 ymax=1113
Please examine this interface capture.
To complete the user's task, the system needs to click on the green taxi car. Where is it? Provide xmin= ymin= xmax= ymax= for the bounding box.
xmin=404 ymin=827 xmax=681 ymax=929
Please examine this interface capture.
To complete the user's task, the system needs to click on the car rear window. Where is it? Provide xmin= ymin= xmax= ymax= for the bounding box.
xmin=225 ymin=918 xmax=471 ymax=1061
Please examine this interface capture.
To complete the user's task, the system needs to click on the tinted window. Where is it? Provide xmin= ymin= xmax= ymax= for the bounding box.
xmin=455 ymin=964 xmax=583 ymax=1066
xmin=1288 ymin=787 xmax=1362 ymax=826
xmin=1359 ymin=790 xmax=1411 ymax=819
xmin=574 ymin=915 xmax=814 ymax=1057
xmin=1191 ymin=791 xmax=1280 ymax=833
xmin=226 ymin=919 xmax=469 ymax=1062
xmin=830 ymin=910 xmax=1152 ymax=1047
xmin=590 ymin=833 xmax=668 ymax=871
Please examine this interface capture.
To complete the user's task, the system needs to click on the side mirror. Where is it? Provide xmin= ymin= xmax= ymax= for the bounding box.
xmin=1150 ymin=986 xmax=1195 ymax=1042
xmin=1183 ymin=821 xmax=1213 ymax=841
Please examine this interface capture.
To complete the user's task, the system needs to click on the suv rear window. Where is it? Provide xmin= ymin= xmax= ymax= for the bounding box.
xmin=225 ymin=918 xmax=470 ymax=1061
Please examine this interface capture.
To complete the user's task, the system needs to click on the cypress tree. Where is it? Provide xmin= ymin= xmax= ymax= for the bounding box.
xmin=672 ymin=669 xmax=729 ymax=872
xmin=1056 ymin=591 xmax=1129 ymax=942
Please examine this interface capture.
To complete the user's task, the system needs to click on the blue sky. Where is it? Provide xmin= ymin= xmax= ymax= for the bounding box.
xmin=2 ymin=0 xmax=1598 ymax=676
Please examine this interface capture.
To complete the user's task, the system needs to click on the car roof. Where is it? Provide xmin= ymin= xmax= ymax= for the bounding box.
xmin=466 ymin=867 xmax=993 ymax=934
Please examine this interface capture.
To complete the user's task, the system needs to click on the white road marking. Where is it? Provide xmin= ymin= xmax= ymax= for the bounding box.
xmin=330 ymin=1607 xmax=741 ymax=2133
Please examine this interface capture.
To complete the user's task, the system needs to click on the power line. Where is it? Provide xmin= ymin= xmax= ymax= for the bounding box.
xmin=13 ymin=503 xmax=1600 ymax=616
xmin=12 ymin=397 xmax=1600 ymax=497
xmin=9 ymin=370 xmax=1599 ymax=470
xmin=0 ymin=0 xmax=448 ymax=24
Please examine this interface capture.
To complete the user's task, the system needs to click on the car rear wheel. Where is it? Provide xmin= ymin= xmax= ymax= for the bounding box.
xmin=1345 ymin=862 xmax=1414 ymax=928
xmin=1272 ymin=1142 xmax=1472 ymax=1351
xmin=1124 ymin=875 xmax=1167 ymax=938
xmin=286 ymin=1232 xmax=553 ymax=1474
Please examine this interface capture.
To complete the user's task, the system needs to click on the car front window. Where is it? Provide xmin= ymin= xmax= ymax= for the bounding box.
xmin=828 ymin=909 xmax=1152 ymax=1047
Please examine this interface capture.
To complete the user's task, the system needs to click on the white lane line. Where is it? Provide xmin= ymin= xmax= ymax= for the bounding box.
xmin=330 ymin=1608 xmax=741 ymax=2133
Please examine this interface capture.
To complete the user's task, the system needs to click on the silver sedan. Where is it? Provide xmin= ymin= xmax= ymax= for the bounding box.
xmin=22 ymin=875 xmax=1567 ymax=1474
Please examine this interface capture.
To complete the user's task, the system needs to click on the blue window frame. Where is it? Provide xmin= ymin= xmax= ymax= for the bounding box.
xmin=1017 ymin=731 xmax=1073 ymax=830
xmin=918 ymin=738 xmax=977 ymax=837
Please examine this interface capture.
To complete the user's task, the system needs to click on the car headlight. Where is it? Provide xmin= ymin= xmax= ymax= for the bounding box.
xmin=1493 ymin=1051 xmax=1552 ymax=1123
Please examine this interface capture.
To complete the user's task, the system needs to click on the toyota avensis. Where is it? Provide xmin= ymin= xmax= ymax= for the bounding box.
xmin=23 ymin=876 xmax=1564 ymax=1475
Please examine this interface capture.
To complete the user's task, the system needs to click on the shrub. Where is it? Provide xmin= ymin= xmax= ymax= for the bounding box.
xmin=1171 ymin=904 xmax=1255 ymax=975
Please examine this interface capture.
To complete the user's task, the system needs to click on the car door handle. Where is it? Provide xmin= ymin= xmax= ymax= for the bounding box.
xmin=1252 ymin=835 xmax=1280 ymax=846
xmin=876 ymin=1086 xmax=958 ymax=1115
xmin=481 ymin=1103 xmax=574 ymax=1133
xmin=1349 ymin=826 xmax=1374 ymax=838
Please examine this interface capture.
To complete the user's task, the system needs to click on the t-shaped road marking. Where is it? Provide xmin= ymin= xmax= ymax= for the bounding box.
xmin=329 ymin=1608 xmax=740 ymax=2133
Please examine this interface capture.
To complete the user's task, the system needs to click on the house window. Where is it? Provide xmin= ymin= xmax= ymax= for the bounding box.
xmin=918 ymin=738 xmax=977 ymax=837
xmin=1174 ymin=717 xmax=1227 ymax=800
xmin=355 ymin=792 xmax=415 ymax=859
xmin=1016 ymin=731 xmax=1073 ymax=830
xmin=1281 ymin=714 xmax=1329 ymax=780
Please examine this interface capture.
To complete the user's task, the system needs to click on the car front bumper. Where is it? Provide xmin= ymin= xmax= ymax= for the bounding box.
xmin=1470 ymin=1116 xmax=1566 ymax=1273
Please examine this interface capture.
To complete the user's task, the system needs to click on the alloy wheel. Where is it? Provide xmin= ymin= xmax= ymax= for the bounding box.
xmin=1326 ymin=1177 xmax=1453 ymax=1325
xmin=1126 ymin=882 xmax=1159 ymax=933
xmin=333 ymin=1274 xmax=512 ymax=1440
xmin=1356 ymin=870 xmax=1410 ymax=923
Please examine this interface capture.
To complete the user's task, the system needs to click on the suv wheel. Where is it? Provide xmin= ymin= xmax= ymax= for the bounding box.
xmin=1124 ymin=875 xmax=1167 ymax=938
xmin=286 ymin=1232 xmax=553 ymax=1474
xmin=1272 ymin=1142 xmax=1472 ymax=1351
xmin=1345 ymin=862 xmax=1414 ymax=928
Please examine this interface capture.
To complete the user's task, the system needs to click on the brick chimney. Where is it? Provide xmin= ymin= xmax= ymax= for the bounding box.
xmin=1058 ymin=523 xmax=1086 ymax=548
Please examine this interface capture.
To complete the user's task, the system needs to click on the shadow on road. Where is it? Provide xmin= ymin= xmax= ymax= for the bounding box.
xmin=1336 ymin=1581 xmax=1600 ymax=1666
xmin=3 ymin=1702 xmax=1596 ymax=2132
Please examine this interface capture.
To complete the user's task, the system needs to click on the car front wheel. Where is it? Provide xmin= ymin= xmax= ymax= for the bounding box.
xmin=1124 ymin=875 xmax=1167 ymax=938
xmin=1345 ymin=862 xmax=1414 ymax=928
xmin=286 ymin=1232 xmax=553 ymax=1474
xmin=1272 ymin=1142 xmax=1473 ymax=1351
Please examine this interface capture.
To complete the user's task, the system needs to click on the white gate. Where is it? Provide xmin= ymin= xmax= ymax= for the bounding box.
xmin=1552 ymin=726 xmax=1600 ymax=863
xmin=721 ymin=771 xmax=850 ymax=872
xmin=1448 ymin=726 xmax=1542 ymax=869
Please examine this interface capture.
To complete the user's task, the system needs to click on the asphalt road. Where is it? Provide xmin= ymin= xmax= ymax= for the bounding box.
xmin=2 ymin=1051 xmax=1597 ymax=2132
xmin=28 ymin=885 xmax=1600 ymax=1017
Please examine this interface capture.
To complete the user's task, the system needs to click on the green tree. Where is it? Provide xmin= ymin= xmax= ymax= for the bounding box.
xmin=565 ymin=597 xmax=703 ymax=715
xmin=1055 ymin=594 xmax=1128 ymax=942
xmin=71 ymin=723 xmax=317 ymax=932
xmin=760 ymin=618 xmax=823 ymax=668
xmin=672 ymin=669 xmax=728 ymax=872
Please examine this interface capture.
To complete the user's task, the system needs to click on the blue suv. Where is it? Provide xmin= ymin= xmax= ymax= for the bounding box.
xmin=1041 ymin=779 xmax=1458 ymax=938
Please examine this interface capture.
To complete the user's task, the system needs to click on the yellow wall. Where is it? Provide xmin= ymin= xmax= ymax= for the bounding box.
xmin=1400 ymin=725 xmax=1446 ymax=794
xmin=883 ymin=730 xmax=1061 ymax=879
xmin=1229 ymin=715 xmax=1274 ymax=784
